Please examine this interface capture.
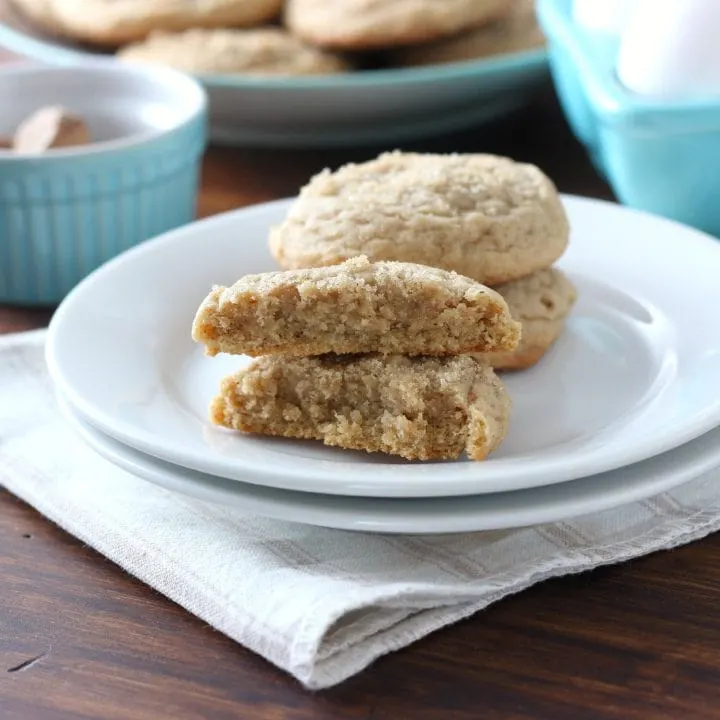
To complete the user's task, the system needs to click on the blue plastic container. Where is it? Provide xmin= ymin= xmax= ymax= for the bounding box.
xmin=0 ymin=62 xmax=207 ymax=305
xmin=538 ymin=0 xmax=720 ymax=238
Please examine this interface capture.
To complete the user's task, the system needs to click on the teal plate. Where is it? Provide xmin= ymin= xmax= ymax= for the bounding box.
xmin=0 ymin=4 xmax=548 ymax=147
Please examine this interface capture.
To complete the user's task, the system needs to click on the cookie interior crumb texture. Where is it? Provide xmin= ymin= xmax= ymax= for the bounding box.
xmin=211 ymin=354 xmax=512 ymax=461
xmin=269 ymin=151 xmax=570 ymax=286
xmin=192 ymin=256 xmax=521 ymax=358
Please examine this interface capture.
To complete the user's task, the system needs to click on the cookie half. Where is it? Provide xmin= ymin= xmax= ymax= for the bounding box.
xmin=482 ymin=267 xmax=577 ymax=370
xmin=269 ymin=151 xmax=570 ymax=286
xmin=14 ymin=0 xmax=284 ymax=46
xmin=192 ymin=256 xmax=520 ymax=358
xmin=211 ymin=354 xmax=511 ymax=461
xmin=392 ymin=0 xmax=544 ymax=67
xmin=284 ymin=0 xmax=509 ymax=50
xmin=118 ymin=28 xmax=350 ymax=75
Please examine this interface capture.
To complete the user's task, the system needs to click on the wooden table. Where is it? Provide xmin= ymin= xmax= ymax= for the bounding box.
xmin=4 ymin=80 xmax=720 ymax=720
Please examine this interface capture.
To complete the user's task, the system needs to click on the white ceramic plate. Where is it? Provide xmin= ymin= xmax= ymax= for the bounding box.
xmin=58 ymin=389 xmax=720 ymax=534
xmin=0 ymin=5 xmax=547 ymax=147
xmin=47 ymin=196 xmax=720 ymax=498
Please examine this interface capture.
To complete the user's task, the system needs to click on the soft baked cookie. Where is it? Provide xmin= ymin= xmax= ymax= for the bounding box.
xmin=12 ymin=0 xmax=283 ymax=45
xmin=192 ymin=255 xmax=521 ymax=358
xmin=284 ymin=0 xmax=510 ymax=50
xmin=392 ymin=0 xmax=544 ymax=67
xmin=118 ymin=28 xmax=350 ymax=76
xmin=269 ymin=151 xmax=569 ymax=286
xmin=211 ymin=354 xmax=511 ymax=461
xmin=482 ymin=267 xmax=577 ymax=370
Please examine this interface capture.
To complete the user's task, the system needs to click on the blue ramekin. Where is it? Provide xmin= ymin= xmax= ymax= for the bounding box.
xmin=538 ymin=0 xmax=720 ymax=239
xmin=0 ymin=61 xmax=208 ymax=305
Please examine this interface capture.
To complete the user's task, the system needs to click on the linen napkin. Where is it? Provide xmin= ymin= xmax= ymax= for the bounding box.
xmin=3 ymin=329 xmax=720 ymax=690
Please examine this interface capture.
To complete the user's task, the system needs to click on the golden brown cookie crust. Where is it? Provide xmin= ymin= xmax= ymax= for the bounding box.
xmin=392 ymin=0 xmax=545 ymax=67
xmin=269 ymin=151 xmax=570 ymax=286
xmin=211 ymin=354 xmax=511 ymax=461
xmin=8 ymin=0 xmax=57 ymax=34
xmin=14 ymin=0 xmax=283 ymax=45
xmin=118 ymin=28 xmax=350 ymax=75
xmin=192 ymin=255 xmax=521 ymax=358
xmin=482 ymin=267 xmax=577 ymax=370
xmin=485 ymin=321 xmax=565 ymax=370
xmin=285 ymin=0 xmax=509 ymax=50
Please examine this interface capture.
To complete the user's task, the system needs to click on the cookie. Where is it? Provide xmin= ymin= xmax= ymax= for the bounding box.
xmin=393 ymin=0 xmax=544 ymax=67
xmin=284 ymin=0 xmax=509 ymax=50
xmin=8 ymin=0 xmax=55 ymax=32
xmin=12 ymin=0 xmax=283 ymax=46
xmin=482 ymin=267 xmax=577 ymax=370
xmin=211 ymin=354 xmax=511 ymax=461
xmin=269 ymin=151 xmax=569 ymax=286
xmin=118 ymin=28 xmax=350 ymax=76
xmin=192 ymin=255 xmax=521 ymax=358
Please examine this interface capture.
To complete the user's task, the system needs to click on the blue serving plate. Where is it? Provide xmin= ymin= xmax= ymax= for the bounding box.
xmin=538 ymin=0 xmax=720 ymax=238
xmin=0 ymin=4 xmax=549 ymax=148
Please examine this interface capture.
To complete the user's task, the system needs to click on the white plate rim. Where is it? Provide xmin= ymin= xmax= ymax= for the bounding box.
xmin=46 ymin=194 xmax=720 ymax=497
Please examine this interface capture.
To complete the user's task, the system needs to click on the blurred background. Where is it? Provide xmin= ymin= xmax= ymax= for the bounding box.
xmin=3 ymin=0 xmax=673 ymax=315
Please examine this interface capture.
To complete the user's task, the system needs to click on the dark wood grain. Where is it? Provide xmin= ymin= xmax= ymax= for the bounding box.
xmin=7 ymin=60 xmax=720 ymax=719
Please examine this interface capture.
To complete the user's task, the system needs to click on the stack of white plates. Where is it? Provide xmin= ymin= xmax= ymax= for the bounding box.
xmin=46 ymin=196 xmax=720 ymax=534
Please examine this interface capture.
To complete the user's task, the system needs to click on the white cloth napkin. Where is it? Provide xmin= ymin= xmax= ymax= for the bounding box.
xmin=3 ymin=329 xmax=720 ymax=690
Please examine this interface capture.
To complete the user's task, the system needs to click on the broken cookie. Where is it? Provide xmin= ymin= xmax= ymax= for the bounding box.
xmin=211 ymin=354 xmax=511 ymax=461
xmin=192 ymin=255 xmax=521 ymax=358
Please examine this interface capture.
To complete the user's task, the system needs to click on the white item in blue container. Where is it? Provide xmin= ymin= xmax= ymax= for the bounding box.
xmin=617 ymin=0 xmax=720 ymax=98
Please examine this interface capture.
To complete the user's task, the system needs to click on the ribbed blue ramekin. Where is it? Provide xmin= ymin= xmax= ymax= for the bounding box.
xmin=0 ymin=62 xmax=207 ymax=305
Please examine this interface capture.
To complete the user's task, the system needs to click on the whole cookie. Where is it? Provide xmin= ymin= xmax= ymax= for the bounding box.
xmin=393 ymin=0 xmax=544 ymax=67
xmin=482 ymin=267 xmax=577 ymax=370
xmin=284 ymin=0 xmax=509 ymax=50
xmin=13 ymin=0 xmax=283 ymax=45
xmin=118 ymin=28 xmax=350 ymax=75
xmin=269 ymin=151 xmax=570 ymax=286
